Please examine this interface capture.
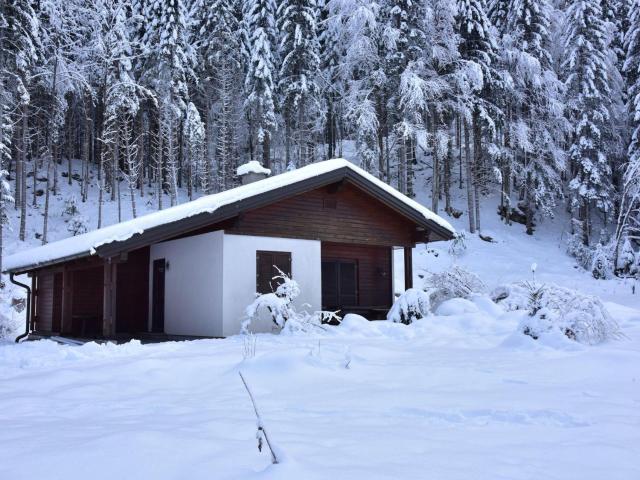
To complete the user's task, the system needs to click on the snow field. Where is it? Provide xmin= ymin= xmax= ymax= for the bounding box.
xmin=0 ymin=296 xmax=639 ymax=480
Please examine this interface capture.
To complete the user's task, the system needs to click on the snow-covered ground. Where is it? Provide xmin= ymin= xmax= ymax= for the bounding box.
xmin=0 ymin=302 xmax=638 ymax=480
xmin=1 ymin=160 xmax=639 ymax=479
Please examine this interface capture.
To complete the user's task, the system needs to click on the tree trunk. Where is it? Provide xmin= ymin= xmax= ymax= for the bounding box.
xmin=464 ymin=119 xmax=476 ymax=233
xmin=432 ymin=121 xmax=439 ymax=213
xmin=472 ymin=112 xmax=482 ymax=232
xmin=444 ymin=135 xmax=452 ymax=214
xmin=42 ymin=159 xmax=52 ymax=245
xmin=19 ymin=103 xmax=28 ymax=241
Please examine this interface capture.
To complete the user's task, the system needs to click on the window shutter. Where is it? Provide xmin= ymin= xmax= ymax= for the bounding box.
xmin=256 ymin=251 xmax=292 ymax=294
xmin=321 ymin=261 xmax=338 ymax=308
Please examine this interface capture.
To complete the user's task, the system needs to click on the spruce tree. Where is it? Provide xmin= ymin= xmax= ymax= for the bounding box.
xmin=277 ymin=0 xmax=321 ymax=167
xmin=244 ymin=0 xmax=278 ymax=168
xmin=564 ymin=0 xmax=615 ymax=245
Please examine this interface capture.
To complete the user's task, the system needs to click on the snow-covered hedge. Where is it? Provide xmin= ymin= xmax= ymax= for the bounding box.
xmin=387 ymin=288 xmax=432 ymax=324
xmin=425 ymin=266 xmax=487 ymax=307
xmin=492 ymin=281 xmax=622 ymax=345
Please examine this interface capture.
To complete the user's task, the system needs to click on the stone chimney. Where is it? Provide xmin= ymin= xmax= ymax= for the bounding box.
xmin=236 ymin=161 xmax=272 ymax=185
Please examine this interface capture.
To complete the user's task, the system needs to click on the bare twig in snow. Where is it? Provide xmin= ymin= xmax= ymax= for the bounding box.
xmin=238 ymin=371 xmax=279 ymax=464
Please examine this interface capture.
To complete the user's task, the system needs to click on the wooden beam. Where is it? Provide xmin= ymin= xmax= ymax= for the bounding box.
xmin=61 ymin=267 xmax=73 ymax=334
xmin=30 ymin=275 xmax=36 ymax=331
xmin=102 ymin=260 xmax=117 ymax=337
xmin=404 ymin=246 xmax=413 ymax=290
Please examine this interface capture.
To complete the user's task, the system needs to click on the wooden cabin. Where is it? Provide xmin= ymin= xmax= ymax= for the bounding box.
xmin=4 ymin=159 xmax=454 ymax=340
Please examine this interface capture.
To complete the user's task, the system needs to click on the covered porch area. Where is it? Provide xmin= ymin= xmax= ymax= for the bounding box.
xmin=28 ymin=247 xmax=151 ymax=340
xmin=320 ymin=242 xmax=413 ymax=320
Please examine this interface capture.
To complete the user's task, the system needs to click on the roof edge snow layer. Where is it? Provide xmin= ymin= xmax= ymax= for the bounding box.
xmin=4 ymin=159 xmax=455 ymax=274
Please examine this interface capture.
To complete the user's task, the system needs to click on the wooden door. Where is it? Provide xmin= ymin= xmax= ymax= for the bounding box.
xmin=151 ymin=259 xmax=165 ymax=333
xmin=321 ymin=260 xmax=358 ymax=309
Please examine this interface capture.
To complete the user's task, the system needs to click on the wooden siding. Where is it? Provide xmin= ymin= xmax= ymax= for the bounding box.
xmin=116 ymin=247 xmax=150 ymax=334
xmin=170 ymin=182 xmax=418 ymax=247
xmin=227 ymin=183 xmax=417 ymax=246
xmin=71 ymin=266 xmax=104 ymax=335
xmin=321 ymin=242 xmax=392 ymax=309
xmin=35 ymin=273 xmax=54 ymax=332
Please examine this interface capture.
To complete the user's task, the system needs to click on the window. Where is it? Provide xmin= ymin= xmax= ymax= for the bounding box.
xmin=256 ymin=251 xmax=292 ymax=294
xmin=321 ymin=260 xmax=358 ymax=308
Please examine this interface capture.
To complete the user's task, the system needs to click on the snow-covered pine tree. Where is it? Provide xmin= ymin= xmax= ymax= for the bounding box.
xmin=1 ymin=0 xmax=39 ymax=245
xmin=497 ymin=0 xmax=566 ymax=234
xmin=183 ymin=102 xmax=205 ymax=199
xmin=618 ymin=0 xmax=640 ymax=265
xmin=277 ymin=0 xmax=321 ymax=168
xmin=388 ymin=0 xmax=428 ymax=197
xmin=142 ymin=0 xmax=194 ymax=206
xmin=425 ymin=0 xmax=464 ymax=214
xmin=197 ymin=0 xmax=242 ymax=190
xmin=329 ymin=0 xmax=386 ymax=175
xmin=244 ymin=0 xmax=278 ymax=169
xmin=455 ymin=0 xmax=501 ymax=233
xmin=488 ymin=0 xmax=510 ymax=34
xmin=564 ymin=0 xmax=616 ymax=245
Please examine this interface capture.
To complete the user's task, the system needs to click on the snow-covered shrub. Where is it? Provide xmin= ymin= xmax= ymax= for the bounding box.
xmin=493 ymin=281 xmax=622 ymax=345
xmin=448 ymin=230 xmax=468 ymax=257
xmin=566 ymin=230 xmax=616 ymax=279
xmin=62 ymin=195 xmax=88 ymax=236
xmin=67 ymin=215 xmax=89 ymax=236
xmin=62 ymin=195 xmax=81 ymax=218
xmin=244 ymin=270 xmax=300 ymax=329
xmin=590 ymin=243 xmax=614 ymax=280
xmin=387 ymin=288 xmax=432 ymax=324
xmin=425 ymin=266 xmax=486 ymax=307
xmin=616 ymin=237 xmax=638 ymax=277
xmin=244 ymin=270 xmax=335 ymax=334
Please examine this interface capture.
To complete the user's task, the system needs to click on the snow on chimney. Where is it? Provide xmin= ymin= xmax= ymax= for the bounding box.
xmin=237 ymin=161 xmax=272 ymax=185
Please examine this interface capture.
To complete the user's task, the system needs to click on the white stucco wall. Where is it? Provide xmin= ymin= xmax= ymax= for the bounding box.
xmin=149 ymin=231 xmax=224 ymax=337
xmin=221 ymin=233 xmax=322 ymax=336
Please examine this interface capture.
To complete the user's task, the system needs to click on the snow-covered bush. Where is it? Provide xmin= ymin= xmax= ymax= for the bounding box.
xmin=67 ymin=215 xmax=89 ymax=236
xmin=448 ymin=230 xmax=468 ymax=257
xmin=387 ymin=288 xmax=432 ymax=324
xmin=245 ymin=269 xmax=300 ymax=329
xmin=566 ymin=230 xmax=616 ymax=280
xmin=244 ymin=269 xmax=337 ymax=334
xmin=62 ymin=195 xmax=88 ymax=236
xmin=425 ymin=266 xmax=486 ymax=307
xmin=493 ymin=281 xmax=622 ymax=345
xmin=62 ymin=195 xmax=81 ymax=218
xmin=616 ymin=237 xmax=638 ymax=277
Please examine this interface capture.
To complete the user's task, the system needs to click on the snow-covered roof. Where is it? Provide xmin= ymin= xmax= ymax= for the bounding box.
xmin=236 ymin=160 xmax=271 ymax=176
xmin=4 ymin=158 xmax=455 ymax=273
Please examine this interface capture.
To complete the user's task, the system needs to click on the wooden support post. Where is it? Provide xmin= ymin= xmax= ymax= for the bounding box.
xmin=30 ymin=274 xmax=36 ymax=331
xmin=102 ymin=260 xmax=117 ymax=337
xmin=404 ymin=246 xmax=413 ymax=290
xmin=61 ymin=267 xmax=73 ymax=334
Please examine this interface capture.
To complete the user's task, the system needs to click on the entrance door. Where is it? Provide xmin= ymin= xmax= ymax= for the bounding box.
xmin=321 ymin=260 xmax=358 ymax=310
xmin=152 ymin=259 xmax=166 ymax=333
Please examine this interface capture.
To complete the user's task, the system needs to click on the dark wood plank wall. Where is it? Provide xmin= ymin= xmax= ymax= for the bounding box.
xmin=71 ymin=267 xmax=104 ymax=334
xmin=227 ymin=183 xmax=416 ymax=246
xmin=35 ymin=273 xmax=54 ymax=332
xmin=321 ymin=242 xmax=393 ymax=308
xmin=116 ymin=247 xmax=150 ymax=334
xmin=173 ymin=182 xmax=418 ymax=247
